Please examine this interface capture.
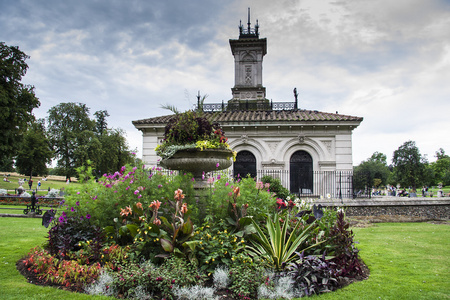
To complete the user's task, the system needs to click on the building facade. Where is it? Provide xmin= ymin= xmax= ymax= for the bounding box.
xmin=133 ymin=13 xmax=363 ymax=197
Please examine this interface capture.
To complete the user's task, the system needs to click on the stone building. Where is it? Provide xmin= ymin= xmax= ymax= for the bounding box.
xmin=133 ymin=13 xmax=363 ymax=197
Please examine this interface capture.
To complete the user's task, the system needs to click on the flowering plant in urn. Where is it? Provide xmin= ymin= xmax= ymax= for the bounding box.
xmin=155 ymin=110 xmax=235 ymax=160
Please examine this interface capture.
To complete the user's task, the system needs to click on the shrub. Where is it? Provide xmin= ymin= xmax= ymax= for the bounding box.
xmin=46 ymin=202 xmax=104 ymax=261
xmin=329 ymin=210 xmax=363 ymax=277
xmin=228 ymin=254 xmax=266 ymax=299
xmin=282 ymin=252 xmax=339 ymax=297
xmin=192 ymin=221 xmax=245 ymax=275
xmin=261 ymin=175 xmax=290 ymax=199
xmin=109 ymin=256 xmax=206 ymax=299
xmin=23 ymin=246 xmax=102 ymax=291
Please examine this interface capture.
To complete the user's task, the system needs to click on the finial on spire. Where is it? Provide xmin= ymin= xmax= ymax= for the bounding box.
xmin=238 ymin=8 xmax=259 ymax=38
xmin=247 ymin=7 xmax=251 ymax=33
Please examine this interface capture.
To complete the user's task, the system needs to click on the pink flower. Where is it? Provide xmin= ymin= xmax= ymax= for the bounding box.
xmin=207 ymin=177 xmax=215 ymax=184
xmin=77 ymin=192 xmax=80 ymax=195
xmin=216 ymin=163 xmax=220 ymax=168
xmin=174 ymin=189 xmax=185 ymax=201
xmin=138 ymin=194 xmax=142 ymax=199
xmin=150 ymin=200 xmax=161 ymax=211
xmin=181 ymin=203 xmax=188 ymax=214
xmin=134 ymin=190 xmax=139 ymax=195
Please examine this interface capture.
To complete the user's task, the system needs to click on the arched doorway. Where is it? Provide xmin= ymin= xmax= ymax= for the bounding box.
xmin=233 ymin=150 xmax=256 ymax=179
xmin=290 ymin=150 xmax=313 ymax=194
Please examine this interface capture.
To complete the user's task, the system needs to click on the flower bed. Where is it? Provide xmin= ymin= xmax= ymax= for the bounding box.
xmin=18 ymin=162 xmax=366 ymax=299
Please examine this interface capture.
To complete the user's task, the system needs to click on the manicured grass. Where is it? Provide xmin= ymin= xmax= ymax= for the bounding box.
xmin=0 ymin=175 xmax=81 ymax=195
xmin=0 ymin=218 xmax=449 ymax=299
xmin=317 ymin=222 xmax=450 ymax=300
xmin=0 ymin=218 xmax=109 ymax=300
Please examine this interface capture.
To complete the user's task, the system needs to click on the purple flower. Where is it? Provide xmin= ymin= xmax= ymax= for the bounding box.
xmin=77 ymin=192 xmax=80 ymax=195
xmin=92 ymin=196 xmax=97 ymax=200
xmin=158 ymin=184 xmax=162 ymax=189
xmin=58 ymin=216 xmax=65 ymax=223
xmin=134 ymin=190 xmax=139 ymax=195
xmin=216 ymin=163 xmax=220 ymax=168
xmin=86 ymin=214 xmax=91 ymax=219
xmin=114 ymin=190 xmax=118 ymax=193
xmin=76 ymin=201 xmax=80 ymax=206
xmin=217 ymin=175 xmax=221 ymax=180
xmin=71 ymin=207 xmax=75 ymax=212
xmin=62 ymin=211 xmax=67 ymax=217
xmin=138 ymin=194 xmax=142 ymax=199
xmin=225 ymin=182 xmax=229 ymax=187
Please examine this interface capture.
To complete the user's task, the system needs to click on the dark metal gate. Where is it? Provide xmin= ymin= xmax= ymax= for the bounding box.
xmin=290 ymin=151 xmax=313 ymax=194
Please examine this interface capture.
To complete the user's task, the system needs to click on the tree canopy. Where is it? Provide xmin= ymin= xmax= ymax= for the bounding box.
xmin=391 ymin=140 xmax=428 ymax=189
xmin=15 ymin=119 xmax=53 ymax=178
xmin=0 ymin=42 xmax=40 ymax=162
xmin=46 ymin=102 xmax=134 ymax=178
xmin=353 ymin=152 xmax=390 ymax=191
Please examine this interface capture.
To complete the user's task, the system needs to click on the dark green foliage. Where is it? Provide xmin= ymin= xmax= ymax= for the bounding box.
xmin=111 ymin=256 xmax=206 ymax=299
xmin=46 ymin=206 xmax=104 ymax=261
xmin=192 ymin=220 xmax=245 ymax=274
xmin=261 ymin=175 xmax=290 ymax=199
xmin=15 ymin=119 xmax=53 ymax=177
xmin=392 ymin=140 xmax=428 ymax=189
xmin=47 ymin=103 xmax=134 ymax=179
xmin=283 ymin=252 xmax=339 ymax=296
xmin=353 ymin=152 xmax=390 ymax=190
xmin=228 ymin=257 xmax=266 ymax=299
xmin=0 ymin=42 xmax=40 ymax=162
xmin=329 ymin=210 xmax=362 ymax=277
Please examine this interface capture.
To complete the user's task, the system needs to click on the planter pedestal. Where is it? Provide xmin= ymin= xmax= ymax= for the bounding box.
xmin=159 ymin=149 xmax=233 ymax=188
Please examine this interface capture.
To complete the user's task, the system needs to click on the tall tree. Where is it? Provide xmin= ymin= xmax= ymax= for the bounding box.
xmin=15 ymin=119 xmax=53 ymax=178
xmin=430 ymin=148 xmax=450 ymax=185
xmin=47 ymin=102 xmax=95 ymax=178
xmin=94 ymin=110 xmax=109 ymax=135
xmin=0 ymin=42 xmax=40 ymax=162
xmin=353 ymin=152 xmax=390 ymax=191
xmin=391 ymin=141 xmax=427 ymax=189
xmin=96 ymin=128 xmax=134 ymax=176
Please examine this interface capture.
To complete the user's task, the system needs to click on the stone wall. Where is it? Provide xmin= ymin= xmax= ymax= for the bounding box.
xmin=317 ymin=197 xmax=450 ymax=221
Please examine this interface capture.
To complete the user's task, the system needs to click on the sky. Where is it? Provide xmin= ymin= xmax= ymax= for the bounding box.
xmin=1 ymin=0 xmax=450 ymax=166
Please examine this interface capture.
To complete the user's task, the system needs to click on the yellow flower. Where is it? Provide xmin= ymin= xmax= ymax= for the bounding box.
xmin=224 ymin=251 xmax=227 ymax=255
xmin=212 ymin=258 xmax=215 ymax=262
xmin=224 ymin=230 xmax=227 ymax=233
xmin=144 ymin=231 xmax=148 ymax=235
xmin=206 ymin=261 xmax=209 ymax=264
xmin=87 ymin=241 xmax=90 ymax=245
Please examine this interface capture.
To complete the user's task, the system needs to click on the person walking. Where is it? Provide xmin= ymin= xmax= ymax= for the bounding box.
xmin=37 ymin=180 xmax=41 ymax=190
xmin=28 ymin=179 xmax=33 ymax=190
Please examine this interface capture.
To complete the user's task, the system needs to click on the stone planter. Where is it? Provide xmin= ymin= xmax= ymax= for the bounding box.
xmin=159 ymin=148 xmax=233 ymax=187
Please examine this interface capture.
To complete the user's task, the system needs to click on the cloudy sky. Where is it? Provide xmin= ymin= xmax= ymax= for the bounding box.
xmin=2 ymin=0 xmax=449 ymax=165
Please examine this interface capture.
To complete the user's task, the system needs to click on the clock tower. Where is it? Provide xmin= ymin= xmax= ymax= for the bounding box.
xmin=229 ymin=8 xmax=267 ymax=101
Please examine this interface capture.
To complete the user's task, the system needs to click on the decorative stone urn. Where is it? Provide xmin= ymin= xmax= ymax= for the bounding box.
xmin=159 ymin=148 xmax=233 ymax=187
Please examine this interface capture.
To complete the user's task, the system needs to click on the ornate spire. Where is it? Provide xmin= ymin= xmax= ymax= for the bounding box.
xmin=239 ymin=8 xmax=259 ymax=38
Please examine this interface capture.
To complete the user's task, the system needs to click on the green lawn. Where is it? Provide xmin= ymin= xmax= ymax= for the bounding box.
xmin=0 ymin=218 xmax=449 ymax=299
xmin=1 ymin=175 xmax=81 ymax=195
